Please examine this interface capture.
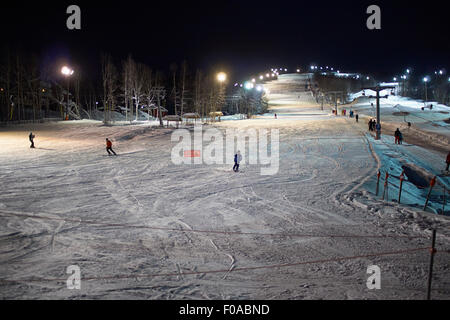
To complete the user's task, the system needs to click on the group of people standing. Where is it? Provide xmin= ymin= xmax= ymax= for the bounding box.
xmin=368 ymin=119 xmax=377 ymax=131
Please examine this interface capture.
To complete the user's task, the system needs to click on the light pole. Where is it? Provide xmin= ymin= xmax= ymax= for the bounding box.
xmin=423 ymin=77 xmax=429 ymax=105
xmin=61 ymin=66 xmax=74 ymax=119
xmin=216 ymin=72 xmax=227 ymax=122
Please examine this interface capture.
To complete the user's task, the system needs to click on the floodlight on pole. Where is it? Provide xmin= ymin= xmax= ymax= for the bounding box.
xmin=61 ymin=66 xmax=74 ymax=120
xmin=423 ymin=76 xmax=429 ymax=104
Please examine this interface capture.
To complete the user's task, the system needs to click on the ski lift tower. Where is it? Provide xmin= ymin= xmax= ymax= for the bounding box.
xmin=328 ymin=91 xmax=344 ymax=115
xmin=362 ymin=85 xmax=396 ymax=140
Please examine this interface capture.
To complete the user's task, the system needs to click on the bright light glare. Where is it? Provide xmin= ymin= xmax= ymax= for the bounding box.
xmin=244 ymin=82 xmax=254 ymax=90
xmin=256 ymin=85 xmax=263 ymax=91
xmin=61 ymin=66 xmax=74 ymax=76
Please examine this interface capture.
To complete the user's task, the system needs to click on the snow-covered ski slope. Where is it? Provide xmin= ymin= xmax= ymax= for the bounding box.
xmin=348 ymin=89 xmax=450 ymax=147
xmin=0 ymin=74 xmax=448 ymax=299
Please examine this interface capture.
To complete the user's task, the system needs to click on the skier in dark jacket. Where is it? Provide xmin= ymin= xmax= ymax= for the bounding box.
xmin=29 ymin=132 xmax=35 ymax=148
xmin=355 ymin=114 xmax=359 ymax=123
xmin=233 ymin=151 xmax=242 ymax=172
xmin=446 ymin=151 xmax=450 ymax=171
xmin=106 ymin=138 xmax=117 ymax=156
xmin=394 ymin=128 xmax=401 ymax=144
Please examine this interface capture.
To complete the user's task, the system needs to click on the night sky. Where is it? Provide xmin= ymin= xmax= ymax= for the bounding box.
xmin=1 ymin=0 xmax=449 ymax=82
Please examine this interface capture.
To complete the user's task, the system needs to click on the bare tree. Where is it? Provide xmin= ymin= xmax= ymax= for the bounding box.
xmin=170 ymin=62 xmax=178 ymax=115
xmin=142 ymin=65 xmax=155 ymax=120
xmin=193 ymin=69 xmax=203 ymax=118
xmin=154 ymin=71 xmax=166 ymax=126
xmin=101 ymin=53 xmax=119 ymax=124
xmin=129 ymin=59 xmax=145 ymax=121
xmin=122 ymin=55 xmax=134 ymax=121
xmin=180 ymin=60 xmax=188 ymax=116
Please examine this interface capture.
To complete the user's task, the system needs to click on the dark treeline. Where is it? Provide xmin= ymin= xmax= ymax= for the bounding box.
xmin=0 ymin=48 xmax=268 ymax=123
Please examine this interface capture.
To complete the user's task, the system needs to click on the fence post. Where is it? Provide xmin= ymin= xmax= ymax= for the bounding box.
xmin=423 ymin=176 xmax=437 ymax=211
xmin=382 ymin=172 xmax=389 ymax=200
xmin=376 ymin=170 xmax=381 ymax=196
xmin=398 ymin=171 xmax=405 ymax=204
xmin=426 ymin=229 xmax=437 ymax=300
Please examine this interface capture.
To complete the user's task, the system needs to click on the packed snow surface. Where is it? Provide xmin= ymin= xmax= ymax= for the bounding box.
xmin=0 ymin=74 xmax=448 ymax=299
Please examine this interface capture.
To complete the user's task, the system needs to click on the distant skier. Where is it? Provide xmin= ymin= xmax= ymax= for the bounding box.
xmin=233 ymin=151 xmax=242 ymax=172
xmin=106 ymin=138 xmax=117 ymax=156
xmin=29 ymin=132 xmax=35 ymax=148
xmin=355 ymin=114 xmax=359 ymax=123
xmin=446 ymin=151 xmax=450 ymax=172
xmin=275 ymin=113 xmax=277 ymax=119
xmin=398 ymin=131 xmax=403 ymax=145
xmin=368 ymin=119 xmax=373 ymax=131
xmin=394 ymin=128 xmax=401 ymax=144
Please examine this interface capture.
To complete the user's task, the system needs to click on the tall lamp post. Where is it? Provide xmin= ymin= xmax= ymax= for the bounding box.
xmin=61 ymin=66 xmax=74 ymax=119
xmin=216 ymin=72 xmax=227 ymax=121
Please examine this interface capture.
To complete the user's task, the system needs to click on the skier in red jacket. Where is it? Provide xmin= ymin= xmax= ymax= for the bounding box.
xmin=106 ymin=138 xmax=117 ymax=156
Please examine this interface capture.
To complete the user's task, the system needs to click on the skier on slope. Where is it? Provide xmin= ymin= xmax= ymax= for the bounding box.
xmin=355 ymin=114 xmax=359 ymax=123
xmin=29 ymin=132 xmax=35 ymax=148
xmin=106 ymin=138 xmax=117 ymax=156
xmin=394 ymin=128 xmax=401 ymax=144
xmin=233 ymin=150 xmax=242 ymax=172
